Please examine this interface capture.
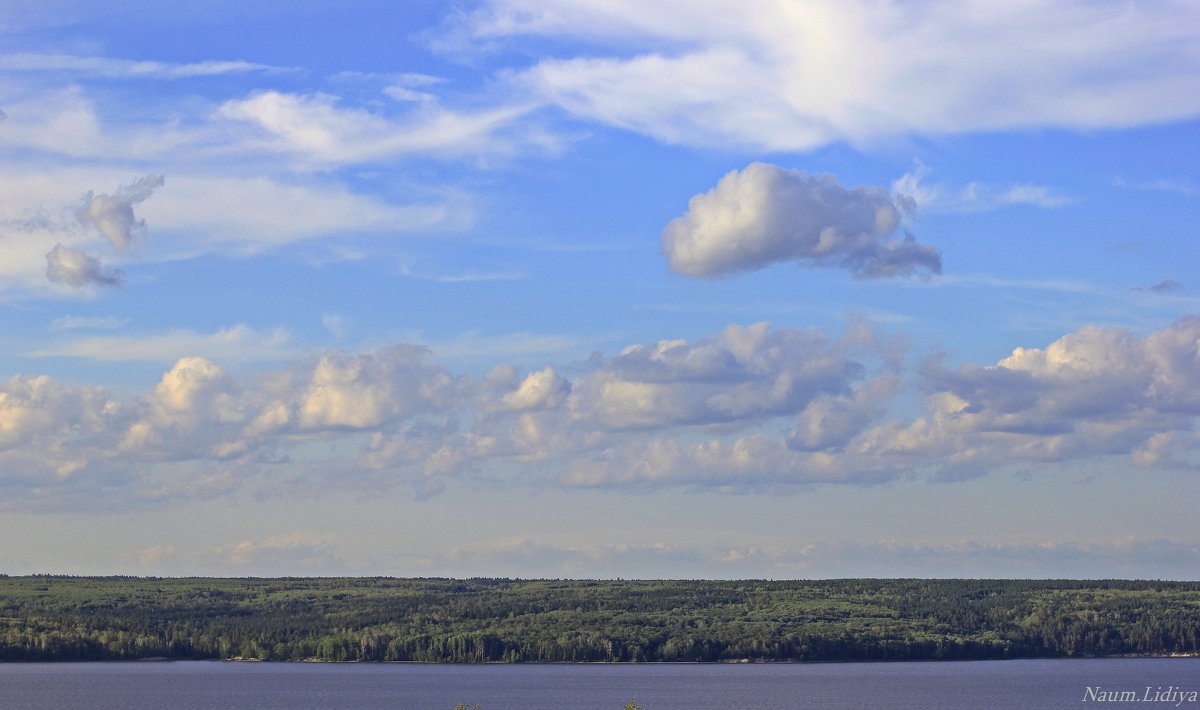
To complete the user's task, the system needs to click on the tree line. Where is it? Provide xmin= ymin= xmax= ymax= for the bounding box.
xmin=0 ymin=576 xmax=1197 ymax=663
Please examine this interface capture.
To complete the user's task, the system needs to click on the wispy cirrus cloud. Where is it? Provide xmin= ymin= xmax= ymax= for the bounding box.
xmin=1112 ymin=176 xmax=1200 ymax=198
xmin=893 ymin=161 xmax=1074 ymax=213
xmin=463 ymin=0 xmax=1200 ymax=150
xmin=29 ymin=324 xmax=294 ymax=362
xmin=0 ymin=52 xmax=293 ymax=79
xmin=48 ymin=315 xmax=129 ymax=331
xmin=216 ymin=90 xmax=545 ymax=166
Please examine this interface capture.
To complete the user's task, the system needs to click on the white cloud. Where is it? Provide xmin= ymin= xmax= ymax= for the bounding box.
xmin=75 ymin=174 xmax=164 ymax=253
xmin=663 ymin=163 xmax=940 ymax=279
xmin=48 ymin=315 xmax=129 ymax=331
xmin=865 ymin=317 xmax=1200 ymax=478
xmin=0 ymin=88 xmax=108 ymax=158
xmin=0 ymin=373 xmax=126 ymax=503
xmin=498 ymin=366 xmax=571 ymax=411
xmin=555 ymin=318 xmax=1200 ymax=490
xmin=297 ymin=346 xmax=457 ymax=429
xmin=473 ymin=0 xmax=1200 ymax=149
xmin=45 ymin=243 xmax=122 ymax=288
xmin=569 ymin=322 xmax=871 ymax=429
xmin=789 ymin=374 xmax=902 ymax=452
xmin=4 ymin=318 xmax=1199 ymax=508
xmin=892 ymin=161 xmax=1073 ymax=213
xmin=0 ymin=52 xmax=290 ymax=79
xmin=1112 ymin=176 xmax=1200 ymax=197
xmin=217 ymin=90 xmax=537 ymax=165
xmin=138 ymin=174 xmax=470 ymax=255
xmin=30 ymin=324 xmax=294 ymax=363
xmin=0 ymin=167 xmax=469 ymax=292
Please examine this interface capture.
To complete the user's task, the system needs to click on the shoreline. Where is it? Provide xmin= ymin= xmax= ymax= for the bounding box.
xmin=5 ymin=654 xmax=1198 ymax=665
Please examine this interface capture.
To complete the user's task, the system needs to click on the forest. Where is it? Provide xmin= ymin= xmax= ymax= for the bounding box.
xmin=1 ymin=576 xmax=1197 ymax=663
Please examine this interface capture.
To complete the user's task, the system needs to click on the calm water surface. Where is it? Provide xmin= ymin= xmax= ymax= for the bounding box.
xmin=0 ymin=658 xmax=1197 ymax=709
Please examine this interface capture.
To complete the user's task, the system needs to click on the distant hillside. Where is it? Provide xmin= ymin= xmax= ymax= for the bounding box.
xmin=1 ymin=577 xmax=1197 ymax=662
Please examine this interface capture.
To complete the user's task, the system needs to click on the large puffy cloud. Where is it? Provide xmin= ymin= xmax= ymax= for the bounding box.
xmin=45 ymin=243 xmax=123 ymax=288
xmin=0 ymin=373 xmax=127 ymax=496
xmin=569 ymin=322 xmax=869 ymax=429
xmin=297 ymin=346 xmax=459 ymax=429
xmin=475 ymin=0 xmax=1200 ymax=150
xmin=882 ymin=317 xmax=1200 ymax=475
xmin=119 ymin=357 xmax=248 ymax=460
xmin=663 ymin=163 xmax=940 ymax=279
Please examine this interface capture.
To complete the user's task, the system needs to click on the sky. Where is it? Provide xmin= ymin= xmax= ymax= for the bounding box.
xmin=1 ymin=0 xmax=1199 ymax=579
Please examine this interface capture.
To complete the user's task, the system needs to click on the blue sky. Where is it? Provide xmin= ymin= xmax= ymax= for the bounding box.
xmin=1 ymin=1 xmax=1199 ymax=578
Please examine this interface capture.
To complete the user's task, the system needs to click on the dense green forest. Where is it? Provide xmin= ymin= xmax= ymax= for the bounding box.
xmin=1 ymin=576 xmax=1197 ymax=663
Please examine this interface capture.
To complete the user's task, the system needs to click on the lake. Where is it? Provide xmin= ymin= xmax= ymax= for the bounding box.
xmin=0 ymin=658 xmax=1196 ymax=709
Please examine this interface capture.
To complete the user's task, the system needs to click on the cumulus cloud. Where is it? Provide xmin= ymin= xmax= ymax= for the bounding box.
xmin=555 ymin=318 xmax=1200 ymax=490
xmin=788 ymin=374 xmax=902 ymax=452
xmin=297 ymin=346 xmax=458 ymax=429
xmin=663 ymin=163 xmax=940 ymax=279
xmin=118 ymin=356 xmax=249 ymax=461
xmin=498 ymin=366 xmax=571 ymax=411
xmin=0 ymin=373 xmax=128 ymax=506
xmin=75 ymin=174 xmax=164 ymax=253
xmin=869 ymin=317 xmax=1200 ymax=478
xmin=472 ymin=0 xmax=1200 ymax=150
xmin=4 ymin=318 xmax=1200 ymax=507
xmin=45 ymin=243 xmax=123 ymax=288
xmin=569 ymin=322 xmax=870 ymax=429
